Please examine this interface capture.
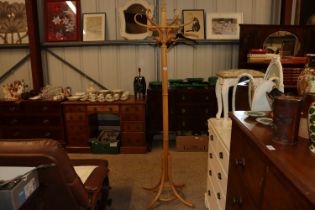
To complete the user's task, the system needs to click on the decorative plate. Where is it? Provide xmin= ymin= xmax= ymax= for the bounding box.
xmin=256 ymin=117 xmax=273 ymax=126
xmin=246 ymin=111 xmax=266 ymax=118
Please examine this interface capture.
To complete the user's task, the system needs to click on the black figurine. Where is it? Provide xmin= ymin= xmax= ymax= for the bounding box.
xmin=133 ymin=68 xmax=146 ymax=99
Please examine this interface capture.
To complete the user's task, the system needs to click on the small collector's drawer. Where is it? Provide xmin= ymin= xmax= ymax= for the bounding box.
xmin=87 ymin=105 xmax=119 ymax=113
xmin=63 ymin=105 xmax=86 ymax=112
xmin=0 ymin=103 xmax=22 ymax=113
xmin=24 ymin=101 xmax=61 ymax=113
xmin=64 ymin=113 xmax=87 ymax=121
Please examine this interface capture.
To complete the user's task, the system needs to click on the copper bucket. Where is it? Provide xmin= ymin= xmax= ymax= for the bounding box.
xmin=272 ymin=95 xmax=302 ymax=145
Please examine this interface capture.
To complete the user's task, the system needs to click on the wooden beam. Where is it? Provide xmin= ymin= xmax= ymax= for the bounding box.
xmin=25 ymin=0 xmax=43 ymax=91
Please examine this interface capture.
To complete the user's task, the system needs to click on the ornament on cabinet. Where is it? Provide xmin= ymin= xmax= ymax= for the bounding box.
xmin=134 ymin=67 xmax=146 ymax=99
xmin=2 ymin=80 xmax=28 ymax=100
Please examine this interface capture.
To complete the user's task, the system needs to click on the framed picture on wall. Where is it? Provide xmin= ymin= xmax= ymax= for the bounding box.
xmin=206 ymin=13 xmax=243 ymax=40
xmin=182 ymin=9 xmax=205 ymax=40
xmin=82 ymin=13 xmax=106 ymax=41
xmin=44 ymin=0 xmax=81 ymax=42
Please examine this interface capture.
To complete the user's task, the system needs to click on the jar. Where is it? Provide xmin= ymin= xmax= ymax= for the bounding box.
xmin=297 ymin=54 xmax=315 ymax=95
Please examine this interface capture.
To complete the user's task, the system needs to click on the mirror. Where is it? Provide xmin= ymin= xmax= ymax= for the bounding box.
xmin=119 ymin=0 xmax=153 ymax=40
xmin=263 ymin=31 xmax=301 ymax=56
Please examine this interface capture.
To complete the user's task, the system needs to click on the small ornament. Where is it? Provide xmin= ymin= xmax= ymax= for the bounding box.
xmin=133 ymin=68 xmax=146 ymax=99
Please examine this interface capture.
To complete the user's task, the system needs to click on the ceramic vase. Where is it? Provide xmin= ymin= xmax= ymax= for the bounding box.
xmin=297 ymin=55 xmax=315 ymax=95
xmin=308 ymin=101 xmax=315 ymax=153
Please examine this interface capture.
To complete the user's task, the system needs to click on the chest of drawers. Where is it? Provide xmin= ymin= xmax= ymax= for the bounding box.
xmin=147 ymin=86 xmax=217 ymax=148
xmin=0 ymin=100 xmax=64 ymax=143
xmin=205 ymin=118 xmax=232 ymax=210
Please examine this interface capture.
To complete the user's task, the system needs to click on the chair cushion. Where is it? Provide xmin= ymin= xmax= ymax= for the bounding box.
xmin=74 ymin=165 xmax=98 ymax=183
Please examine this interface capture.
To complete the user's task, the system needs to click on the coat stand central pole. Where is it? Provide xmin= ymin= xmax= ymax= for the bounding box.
xmin=135 ymin=1 xmax=195 ymax=209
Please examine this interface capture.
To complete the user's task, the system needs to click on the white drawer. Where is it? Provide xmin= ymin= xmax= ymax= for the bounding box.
xmin=208 ymin=128 xmax=217 ymax=149
xmin=206 ymin=177 xmax=221 ymax=210
xmin=211 ymin=173 xmax=226 ymax=210
xmin=210 ymin=155 xmax=227 ymax=197
xmin=216 ymin=136 xmax=230 ymax=174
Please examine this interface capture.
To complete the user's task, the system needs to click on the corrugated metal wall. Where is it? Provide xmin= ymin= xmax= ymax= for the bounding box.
xmin=0 ymin=0 xmax=281 ymax=96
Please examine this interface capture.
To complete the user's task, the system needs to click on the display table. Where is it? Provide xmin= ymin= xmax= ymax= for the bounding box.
xmin=215 ymin=69 xmax=264 ymax=119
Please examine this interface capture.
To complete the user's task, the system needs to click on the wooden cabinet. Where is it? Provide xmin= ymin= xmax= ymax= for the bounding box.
xmin=0 ymin=100 xmax=64 ymax=143
xmin=226 ymin=111 xmax=315 ymax=210
xmin=62 ymin=97 xmax=147 ymax=153
xmin=147 ymin=86 xmax=217 ymax=147
xmin=205 ymin=118 xmax=231 ymax=210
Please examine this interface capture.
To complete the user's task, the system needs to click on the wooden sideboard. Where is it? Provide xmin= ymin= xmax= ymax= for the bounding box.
xmin=226 ymin=111 xmax=315 ymax=210
xmin=146 ymin=86 xmax=217 ymax=146
xmin=62 ymin=97 xmax=147 ymax=153
xmin=0 ymin=100 xmax=64 ymax=143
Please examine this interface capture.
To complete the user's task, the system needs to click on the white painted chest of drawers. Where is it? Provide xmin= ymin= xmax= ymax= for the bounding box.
xmin=205 ymin=118 xmax=232 ymax=210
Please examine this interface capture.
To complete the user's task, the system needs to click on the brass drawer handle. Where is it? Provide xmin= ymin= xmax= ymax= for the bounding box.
xmin=181 ymin=108 xmax=186 ymax=113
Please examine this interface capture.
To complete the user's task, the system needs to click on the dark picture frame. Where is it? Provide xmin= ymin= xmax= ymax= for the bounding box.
xmin=44 ymin=0 xmax=81 ymax=42
xmin=82 ymin=13 xmax=106 ymax=41
xmin=182 ymin=9 xmax=205 ymax=40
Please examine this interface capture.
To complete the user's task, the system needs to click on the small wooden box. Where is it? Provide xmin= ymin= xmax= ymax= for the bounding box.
xmin=176 ymin=135 xmax=208 ymax=152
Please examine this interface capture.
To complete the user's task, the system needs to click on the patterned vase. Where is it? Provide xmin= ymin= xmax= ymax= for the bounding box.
xmin=297 ymin=54 xmax=315 ymax=95
xmin=308 ymin=101 xmax=315 ymax=153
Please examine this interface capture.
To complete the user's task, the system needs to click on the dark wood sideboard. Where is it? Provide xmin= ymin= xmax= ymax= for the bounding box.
xmin=0 ymin=100 xmax=64 ymax=143
xmin=226 ymin=111 xmax=315 ymax=210
xmin=146 ymin=86 xmax=217 ymax=147
xmin=0 ymin=97 xmax=146 ymax=154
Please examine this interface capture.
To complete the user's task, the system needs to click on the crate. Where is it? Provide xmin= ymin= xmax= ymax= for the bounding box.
xmin=176 ymin=135 xmax=208 ymax=152
xmin=90 ymin=140 xmax=120 ymax=154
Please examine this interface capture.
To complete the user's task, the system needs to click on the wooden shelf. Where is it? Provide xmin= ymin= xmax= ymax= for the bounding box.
xmin=40 ymin=39 xmax=239 ymax=48
xmin=0 ymin=44 xmax=29 ymax=49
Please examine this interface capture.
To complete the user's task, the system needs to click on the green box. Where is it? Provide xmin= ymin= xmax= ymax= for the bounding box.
xmin=90 ymin=140 xmax=120 ymax=154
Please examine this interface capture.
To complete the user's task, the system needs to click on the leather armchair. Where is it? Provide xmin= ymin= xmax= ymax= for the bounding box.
xmin=0 ymin=139 xmax=110 ymax=210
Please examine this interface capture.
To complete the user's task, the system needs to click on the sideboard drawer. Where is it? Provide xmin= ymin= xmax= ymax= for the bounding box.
xmin=121 ymin=121 xmax=145 ymax=131
xmin=121 ymin=132 xmax=145 ymax=146
xmin=87 ymin=105 xmax=119 ymax=113
xmin=64 ymin=105 xmax=86 ymax=112
xmin=64 ymin=113 xmax=87 ymax=121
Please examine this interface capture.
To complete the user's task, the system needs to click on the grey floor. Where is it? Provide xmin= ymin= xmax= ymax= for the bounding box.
xmin=69 ymin=139 xmax=208 ymax=210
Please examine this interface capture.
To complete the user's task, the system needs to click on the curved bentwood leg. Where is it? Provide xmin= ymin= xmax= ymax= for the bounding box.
xmin=215 ymin=77 xmax=223 ymax=119
xmin=144 ymin=153 xmax=194 ymax=209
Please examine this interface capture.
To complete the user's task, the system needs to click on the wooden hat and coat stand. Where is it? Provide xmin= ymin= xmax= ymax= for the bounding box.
xmin=135 ymin=1 xmax=194 ymax=209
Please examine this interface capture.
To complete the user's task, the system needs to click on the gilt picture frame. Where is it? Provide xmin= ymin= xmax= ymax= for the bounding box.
xmin=44 ymin=0 xmax=81 ymax=42
xmin=182 ymin=9 xmax=205 ymax=40
xmin=206 ymin=13 xmax=243 ymax=40
xmin=82 ymin=13 xmax=106 ymax=41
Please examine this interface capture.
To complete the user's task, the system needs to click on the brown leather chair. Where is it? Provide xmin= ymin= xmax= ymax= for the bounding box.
xmin=0 ymin=139 xmax=110 ymax=210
